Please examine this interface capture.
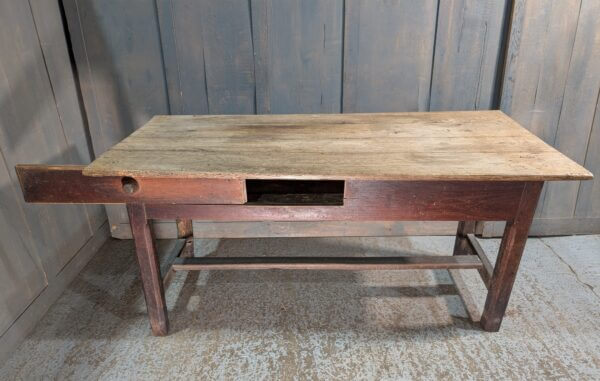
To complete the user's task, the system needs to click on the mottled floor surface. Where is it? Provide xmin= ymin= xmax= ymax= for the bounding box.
xmin=1 ymin=235 xmax=599 ymax=380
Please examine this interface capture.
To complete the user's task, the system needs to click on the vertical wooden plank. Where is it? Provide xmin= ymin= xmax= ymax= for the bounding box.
xmin=0 ymin=155 xmax=47 ymax=336
xmin=499 ymin=0 xmax=582 ymax=218
xmin=0 ymin=0 xmax=92 ymax=276
xmin=251 ymin=0 xmax=343 ymax=114
xmin=201 ymin=1 xmax=255 ymax=114
xmin=541 ymin=0 xmax=600 ymax=218
xmin=29 ymin=0 xmax=92 ymax=165
xmin=430 ymin=0 xmax=507 ymax=111
xmin=175 ymin=219 xmax=193 ymax=238
xmin=168 ymin=0 xmax=209 ymax=114
xmin=500 ymin=0 xmax=581 ymax=143
xmin=29 ymin=0 xmax=106 ymax=232
xmin=61 ymin=0 xmax=104 ymax=154
xmin=250 ymin=0 xmax=270 ymax=114
xmin=341 ymin=0 xmax=360 ymax=113
xmin=171 ymin=0 xmax=255 ymax=114
xmin=155 ymin=0 xmax=183 ymax=114
xmin=575 ymin=97 xmax=600 ymax=218
xmin=453 ymin=221 xmax=476 ymax=256
xmin=62 ymin=0 xmax=170 ymax=155
xmin=342 ymin=0 xmax=438 ymax=112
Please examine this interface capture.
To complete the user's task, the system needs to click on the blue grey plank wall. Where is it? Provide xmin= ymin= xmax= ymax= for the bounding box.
xmin=63 ymin=0 xmax=172 ymax=234
xmin=62 ymin=0 xmax=600 ymax=237
xmin=430 ymin=0 xmax=507 ymax=111
xmin=0 ymin=0 xmax=109 ymax=361
xmin=172 ymin=0 xmax=256 ymax=114
xmin=343 ymin=0 xmax=438 ymax=112
xmin=251 ymin=0 xmax=344 ymax=114
xmin=485 ymin=0 xmax=600 ymax=236
xmin=63 ymin=0 xmax=170 ymax=156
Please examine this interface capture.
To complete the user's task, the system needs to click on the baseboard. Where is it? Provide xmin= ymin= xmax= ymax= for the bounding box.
xmin=110 ymin=221 xmax=460 ymax=239
xmin=481 ymin=217 xmax=600 ymax=237
xmin=113 ymin=216 xmax=600 ymax=240
xmin=110 ymin=220 xmax=178 ymax=239
xmin=0 ymin=222 xmax=110 ymax=365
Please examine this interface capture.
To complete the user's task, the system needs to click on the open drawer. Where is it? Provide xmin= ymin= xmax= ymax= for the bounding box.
xmin=244 ymin=180 xmax=344 ymax=206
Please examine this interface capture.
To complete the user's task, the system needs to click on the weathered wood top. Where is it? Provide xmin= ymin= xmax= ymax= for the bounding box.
xmin=83 ymin=111 xmax=593 ymax=181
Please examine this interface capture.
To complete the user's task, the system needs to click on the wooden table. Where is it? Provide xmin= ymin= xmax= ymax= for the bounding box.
xmin=16 ymin=111 xmax=592 ymax=335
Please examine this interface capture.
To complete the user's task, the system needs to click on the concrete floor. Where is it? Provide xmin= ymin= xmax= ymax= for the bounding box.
xmin=1 ymin=235 xmax=599 ymax=380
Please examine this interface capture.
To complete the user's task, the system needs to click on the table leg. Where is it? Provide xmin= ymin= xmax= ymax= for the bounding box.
xmin=453 ymin=221 xmax=477 ymax=255
xmin=127 ymin=203 xmax=169 ymax=336
xmin=176 ymin=218 xmax=193 ymax=238
xmin=480 ymin=182 xmax=543 ymax=331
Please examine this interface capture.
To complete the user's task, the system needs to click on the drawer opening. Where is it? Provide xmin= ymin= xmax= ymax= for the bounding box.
xmin=245 ymin=180 xmax=344 ymax=205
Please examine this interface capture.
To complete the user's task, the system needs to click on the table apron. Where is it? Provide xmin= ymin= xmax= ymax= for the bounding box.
xmin=15 ymin=165 xmax=534 ymax=222
xmin=146 ymin=181 xmax=529 ymax=221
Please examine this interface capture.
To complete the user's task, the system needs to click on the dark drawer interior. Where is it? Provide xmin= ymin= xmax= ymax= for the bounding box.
xmin=245 ymin=180 xmax=344 ymax=205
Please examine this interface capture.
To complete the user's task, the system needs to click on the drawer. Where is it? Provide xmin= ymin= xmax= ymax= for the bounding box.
xmin=16 ymin=165 xmax=247 ymax=204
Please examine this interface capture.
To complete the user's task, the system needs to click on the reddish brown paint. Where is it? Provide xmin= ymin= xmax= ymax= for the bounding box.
xmin=15 ymin=164 xmax=544 ymax=334
xmin=127 ymin=203 xmax=169 ymax=336
xmin=16 ymin=165 xmax=246 ymax=204
xmin=480 ymin=182 xmax=543 ymax=331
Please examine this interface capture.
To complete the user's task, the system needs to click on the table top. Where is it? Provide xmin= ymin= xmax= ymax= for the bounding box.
xmin=83 ymin=111 xmax=593 ymax=181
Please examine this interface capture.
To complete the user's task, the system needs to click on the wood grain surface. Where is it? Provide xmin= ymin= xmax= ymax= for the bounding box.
xmin=83 ymin=111 xmax=592 ymax=181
